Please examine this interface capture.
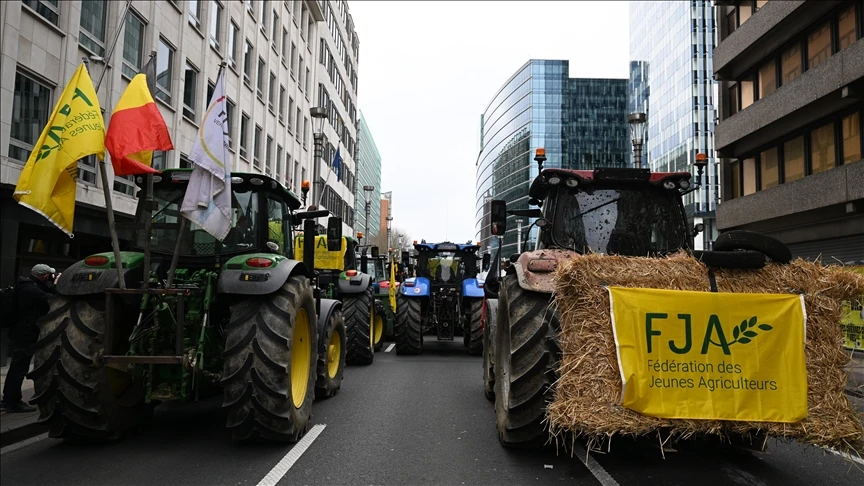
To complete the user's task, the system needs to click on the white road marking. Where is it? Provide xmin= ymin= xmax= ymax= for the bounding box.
xmin=0 ymin=433 xmax=50 ymax=456
xmin=572 ymin=444 xmax=619 ymax=486
xmin=385 ymin=343 xmax=395 ymax=353
xmin=256 ymin=424 xmax=326 ymax=486
xmin=823 ymin=446 xmax=864 ymax=466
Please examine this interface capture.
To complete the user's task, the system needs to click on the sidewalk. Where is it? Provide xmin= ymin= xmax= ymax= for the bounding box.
xmin=0 ymin=364 xmax=44 ymax=448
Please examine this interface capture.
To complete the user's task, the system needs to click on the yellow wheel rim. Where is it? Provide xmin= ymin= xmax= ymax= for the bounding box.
xmin=290 ymin=308 xmax=311 ymax=409
xmin=373 ymin=315 xmax=384 ymax=345
xmin=327 ymin=328 xmax=341 ymax=378
xmin=369 ymin=308 xmax=375 ymax=351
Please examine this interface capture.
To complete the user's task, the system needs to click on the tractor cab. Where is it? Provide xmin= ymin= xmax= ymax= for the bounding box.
xmin=414 ymin=242 xmax=481 ymax=287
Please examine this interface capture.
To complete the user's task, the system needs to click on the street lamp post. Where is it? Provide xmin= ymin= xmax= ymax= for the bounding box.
xmin=363 ymin=185 xmax=374 ymax=245
xmin=386 ymin=216 xmax=393 ymax=252
xmin=310 ymin=107 xmax=328 ymax=207
xmin=628 ymin=112 xmax=647 ymax=169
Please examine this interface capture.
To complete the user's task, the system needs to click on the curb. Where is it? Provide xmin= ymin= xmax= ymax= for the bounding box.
xmin=0 ymin=414 xmax=47 ymax=449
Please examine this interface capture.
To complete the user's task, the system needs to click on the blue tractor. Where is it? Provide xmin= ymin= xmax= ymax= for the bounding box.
xmin=394 ymin=242 xmax=487 ymax=355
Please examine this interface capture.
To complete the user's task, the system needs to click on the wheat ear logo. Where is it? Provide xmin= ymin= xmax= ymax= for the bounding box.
xmin=731 ymin=316 xmax=774 ymax=345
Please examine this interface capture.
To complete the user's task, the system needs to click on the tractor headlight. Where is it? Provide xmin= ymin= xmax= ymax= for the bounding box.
xmin=679 ymin=180 xmax=691 ymax=189
xmin=663 ymin=181 xmax=676 ymax=190
xmin=565 ymin=178 xmax=579 ymax=188
xmin=548 ymin=176 xmax=562 ymax=185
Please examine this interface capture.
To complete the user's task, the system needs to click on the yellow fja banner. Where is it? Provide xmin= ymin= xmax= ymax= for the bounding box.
xmin=294 ymin=235 xmax=346 ymax=271
xmin=389 ymin=254 xmax=397 ymax=312
xmin=14 ymin=64 xmax=105 ymax=236
xmin=608 ymin=287 xmax=808 ymax=423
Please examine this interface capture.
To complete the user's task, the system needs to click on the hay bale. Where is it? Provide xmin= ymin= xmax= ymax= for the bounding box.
xmin=548 ymin=252 xmax=864 ymax=454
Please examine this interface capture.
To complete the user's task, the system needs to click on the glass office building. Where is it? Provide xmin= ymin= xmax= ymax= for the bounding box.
xmin=629 ymin=0 xmax=719 ymax=249
xmin=355 ymin=111 xmax=382 ymax=240
xmin=475 ymin=60 xmax=628 ymax=255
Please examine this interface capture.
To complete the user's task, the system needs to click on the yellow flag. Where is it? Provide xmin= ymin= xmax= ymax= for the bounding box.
xmin=389 ymin=253 xmax=397 ymax=312
xmin=13 ymin=64 xmax=105 ymax=236
xmin=608 ymin=287 xmax=808 ymax=423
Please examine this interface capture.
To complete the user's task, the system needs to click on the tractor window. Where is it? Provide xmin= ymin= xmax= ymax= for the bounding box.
xmin=136 ymin=186 xmax=260 ymax=256
xmin=373 ymin=258 xmax=386 ymax=281
xmin=266 ymin=196 xmax=292 ymax=257
xmin=417 ymin=251 xmax=476 ymax=284
xmin=552 ymin=187 xmax=686 ymax=256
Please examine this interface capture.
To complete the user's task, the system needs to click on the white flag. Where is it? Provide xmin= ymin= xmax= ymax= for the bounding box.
xmin=181 ymin=68 xmax=232 ymax=241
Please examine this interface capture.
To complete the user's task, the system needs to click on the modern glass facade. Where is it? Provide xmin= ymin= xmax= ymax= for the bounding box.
xmin=355 ymin=110 xmax=382 ymax=240
xmin=629 ymin=0 xmax=719 ymax=249
xmin=475 ymin=60 xmax=628 ymax=255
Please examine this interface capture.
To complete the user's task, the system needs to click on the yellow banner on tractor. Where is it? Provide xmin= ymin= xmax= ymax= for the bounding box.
xmin=608 ymin=287 xmax=808 ymax=423
xmin=294 ymin=235 xmax=346 ymax=271
xmin=840 ymin=266 xmax=864 ymax=352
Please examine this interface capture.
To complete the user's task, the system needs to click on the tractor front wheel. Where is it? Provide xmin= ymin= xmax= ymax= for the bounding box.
xmin=28 ymin=295 xmax=146 ymax=441
xmin=464 ymin=298 xmax=483 ymax=356
xmin=395 ymin=294 xmax=423 ymax=355
xmin=343 ymin=288 xmax=375 ymax=365
xmin=315 ymin=308 xmax=346 ymax=399
xmin=222 ymin=275 xmax=317 ymax=442
xmin=494 ymin=275 xmax=559 ymax=448
xmin=372 ymin=304 xmax=385 ymax=352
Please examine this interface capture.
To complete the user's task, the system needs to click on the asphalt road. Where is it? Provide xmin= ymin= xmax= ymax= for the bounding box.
xmin=2 ymin=337 xmax=863 ymax=486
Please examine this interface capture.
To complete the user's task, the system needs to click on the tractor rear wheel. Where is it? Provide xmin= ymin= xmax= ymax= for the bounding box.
xmin=483 ymin=299 xmax=498 ymax=401
xmin=395 ymin=294 xmax=423 ymax=355
xmin=494 ymin=275 xmax=560 ymax=448
xmin=28 ymin=295 xmax=146 ymax=441
xmin=315 ymin=309 xmax=346 ymax=399
xmin=222 ymin=275 xmax=317 ymax=442
xmin=465 ymin=298 xmax=483 ymax=356
xmin=343 ymin=288 xmax=375 ymax=365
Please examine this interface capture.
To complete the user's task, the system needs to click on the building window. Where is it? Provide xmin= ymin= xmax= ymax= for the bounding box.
xmin=276 ymin=144 xmax=283 ymax=181
xmin=228 ymin=21 xmax=239 ymax=65
xmin=759 ymin=147 xmax=779 ymax=190
xmin=243 ymin=40 xmax=254 ymax=86
xmin=291 ymin=42 xmax=297 ymax=76
xmin=295 ymin=107 xmax=301 ymax=140
xmin=756 ymin=0 xmax=768 ymax=9
xmin=740 ymin=79 xmax=754 ymax=109
xmin=810 ymin=122 xmax=836 ymax=174
xmin=261 ymin=0 xmax=269 ymax=32
xmin=294 ymin=158 xmax=300 ymax=192
xmin=121 ymin=11 xmax=145 ymax=80
xmin=743 ymin=157 xmax=757 ymax=196
xmin=305 ymin=67 xmax=311 ymax=95
xmin=113 ymin=175 xmax=136 ymax=196
xmin=79 ymin=156 xmax=98 ymax=184
xmin=22 ymin=0 xmax=59 ymax=26
xmin=272 ymin=11 xmax=279 ymax=48
xmin=807 ymin=22 xmax=832 ymax=69
xmin=240 ymin=113 xmax=250 ymax=159
xmin=728 ymin=83 xmax=739 ymax=116
xmin=266 ymin=136 xmax=273 ymax=176
xmin=282 ymin=27 xmax=289 ymax=61
xmin=299 ymin=57 xmax=305 ymax=91
xmin=210 ymin=0 xmax=222 ymax=49
xmin=729 ymin=161 xmax=740 ymax=199
xmin=739 ymin=3 xmax=752 ymax=24
xmin=268 ymin=72 xmax=276 ymax=112
xmin=288 ymin=97 xmax=295 ymax=132
xmin=189 ymin=0 xmax=201 ymax=27
xmin=303 ymin=117 xmax=308 ymax=149
xmin=156 ymin=38 xmax=175 ymax=103
xmin=726 ymin=10 xmax=737 ymax=36
xmin=783 ymin=136 xmax=805 ymax=183
xmin=183 ymin=61 xmax=198 ymax=121
xmin=758 ymin=61 xmax=776 ymax=99
xmin=254 ymin=125 xmax=262 ymax=170
xmin=257 ymin=57 xmax=265 ymax=100
xmin=780 ymin=43 xmax=801 ymax=85
xmin=226 ymin=98 xmax=235 ymax=149
xmin=152 ymin=151 xmax=166 ymax=171
xmin=79 ymin=0 xmax=107 ymax=55
xmin=842 ymin=112 xmax=861 ymax=164
xmin=838 ymin=4 xmax=857 ymax=51
xmin=279 ymin=85 xmax=286 ymax=123
xmin=8 ymin=72 xmax=52 ymax=163
xmin=180 ymin=154 xmax=192 ymax=169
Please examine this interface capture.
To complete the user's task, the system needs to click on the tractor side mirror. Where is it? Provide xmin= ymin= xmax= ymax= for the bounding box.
xmin=371 ymin=246 xmax=380 ymax=258
xmin=401 ymin=250 xmax=410 ymax=264
xmin=482 ymin=253 xmax=491 ymax=271
xmin=490 ymin=199 xmax=507 ymax=236
xmin=693 ymin=223 xmax=705 ymax=236
xmin=327 ymin=217 xmax=342 ymax=251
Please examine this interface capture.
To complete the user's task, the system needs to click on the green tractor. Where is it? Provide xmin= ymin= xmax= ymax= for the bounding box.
xmin=359 ymin=247 xmax=403 ymax=348
xmin=28 ymin=169 xmax=347 ymax=442
xmin=295 ymin=233 xmax=377 ymax=365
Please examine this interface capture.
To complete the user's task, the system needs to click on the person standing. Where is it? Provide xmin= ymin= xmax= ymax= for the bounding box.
xmin=1 ymin=264 xmax=58 ymax=413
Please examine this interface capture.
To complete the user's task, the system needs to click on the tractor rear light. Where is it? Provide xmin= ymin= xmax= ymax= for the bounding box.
xmin=85 ymin=256 xmax=109 ymax=267
xmin=565 ymin=178 xmax=579 ymax=188
xmin=245 ymin=257 xmax=273 ymax=268
xmin=548 ymin=176 xmax=562 ymax=185
xmin=404 ymin=281 xmax=415 ymax=287
xmin=346 ymin=270 xmax=358 ymax=277
xmin=478 ymin=282 xmax=484 ymax=288
xmin=663 ymin=180 xmax=677 ymax=190
xmin=679 ymin=180 xmax=691 ymax=189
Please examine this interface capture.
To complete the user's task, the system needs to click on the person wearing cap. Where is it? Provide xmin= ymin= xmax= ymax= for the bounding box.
xmin=1 ymin=264 xmax=59 ymax=413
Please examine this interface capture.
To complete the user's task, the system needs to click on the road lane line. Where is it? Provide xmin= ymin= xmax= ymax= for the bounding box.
xmin=572 ymin=444 xmax=620 ymax=486
xmin=823 ymin=446 xmax=864 ymax=466
xmin=385 ymin=343 xmax=395 ymax=353
xmin=256 ymin=424 xmax=326 ymax=486
xmin=0 ymin=433 xmax=50 ymax=456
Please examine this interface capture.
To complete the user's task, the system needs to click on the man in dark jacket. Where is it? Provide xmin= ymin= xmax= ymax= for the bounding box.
xmin=1 ymin=264 xmax=58 ymax=413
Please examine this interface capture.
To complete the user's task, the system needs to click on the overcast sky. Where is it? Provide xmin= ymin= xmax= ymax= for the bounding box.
xmin=348 ymin=1 xmax=630 ymax=244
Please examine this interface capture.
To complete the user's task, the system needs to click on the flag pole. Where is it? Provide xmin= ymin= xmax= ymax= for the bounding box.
xmin=141 ymin=50 xmax=157 ymax=289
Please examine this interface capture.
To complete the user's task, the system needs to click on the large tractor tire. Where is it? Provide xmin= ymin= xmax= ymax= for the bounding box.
xmin=464 ymin=298 xmax=483 ymax=356
xmin=483 ymin=299 xmax=498 ymax=401
xmin=222 ymin=275 xmax=317 ymax=442
xmin=395 ymin=294 xmax=423 ymax=355
xmin=28 ymin=295 xmax=146 ymax=441
xmin=372 ymin=302 xmax=386 ymax=352
xmin=315 ymin=309 xmax=346 ymax=399
xmin=494 ymin=275 xmax=560 ymax=448
xmin=343 ymin=288 xmax=375 ymax=365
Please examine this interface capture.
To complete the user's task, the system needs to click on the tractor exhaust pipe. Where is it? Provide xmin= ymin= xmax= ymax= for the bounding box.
xmin=303 ymin=218 xmax=316 ymax=276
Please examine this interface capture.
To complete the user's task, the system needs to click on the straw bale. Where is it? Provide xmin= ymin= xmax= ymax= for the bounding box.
xmin=547 ymin=252 xmax=864 ymax=455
